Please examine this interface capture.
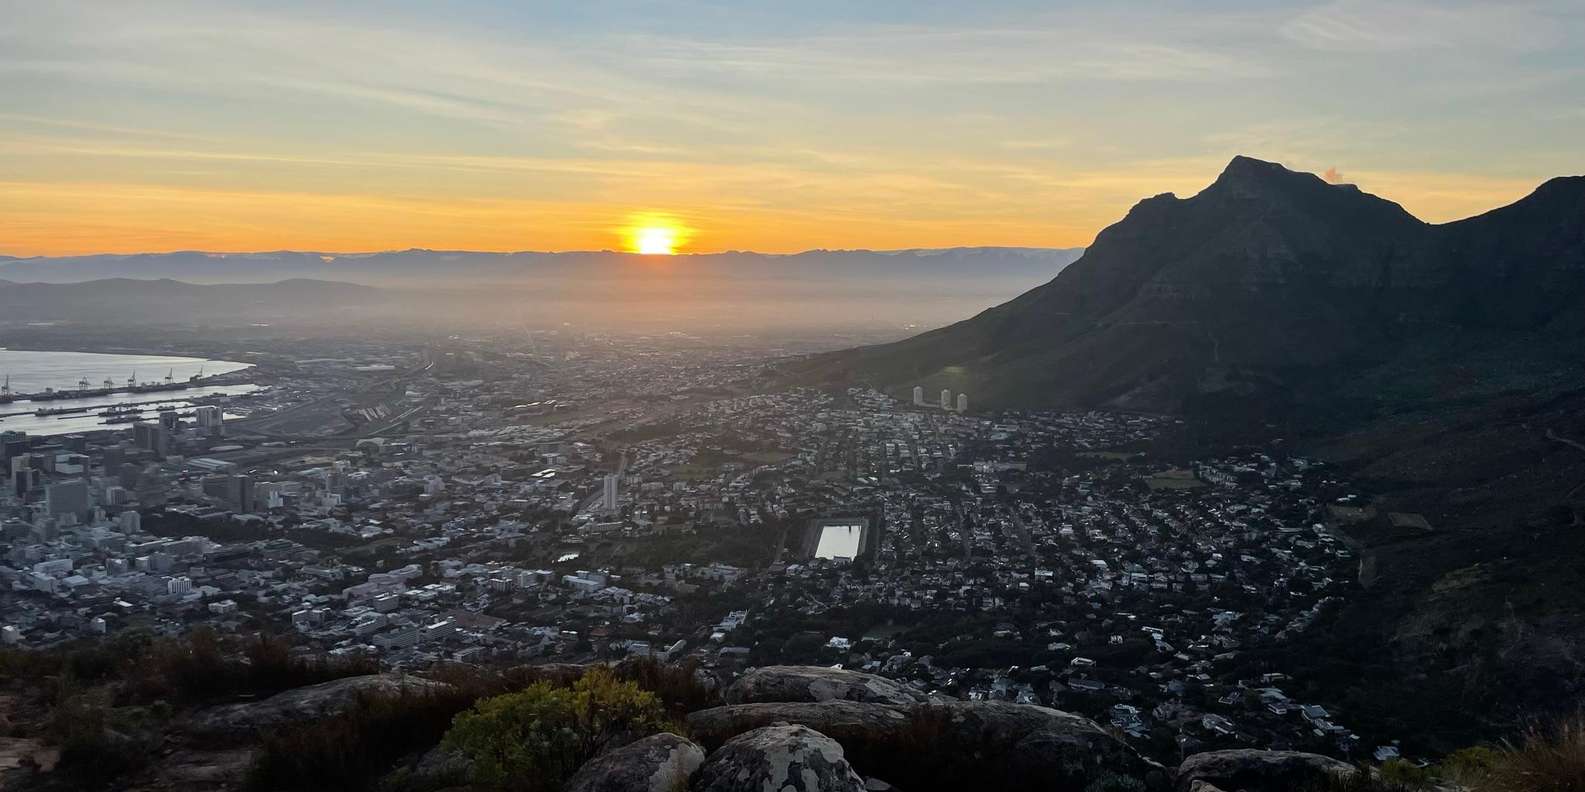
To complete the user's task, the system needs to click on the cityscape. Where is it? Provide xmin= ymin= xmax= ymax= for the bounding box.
xmin=1 ymin=331 xmax=1386 ymax=768
xmin=2 ymin=1 xmax=1582 ymax=790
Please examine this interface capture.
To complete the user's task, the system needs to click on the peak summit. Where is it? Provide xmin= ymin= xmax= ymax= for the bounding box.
xmin=1209 ymin=155 xmax=1319 ymax=193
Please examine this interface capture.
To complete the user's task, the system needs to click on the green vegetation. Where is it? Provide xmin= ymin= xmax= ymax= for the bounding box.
xmin=248 ymin=684 xmax=479 ymax=792
xmin=441 ymin=667 xmax=671 ymax=791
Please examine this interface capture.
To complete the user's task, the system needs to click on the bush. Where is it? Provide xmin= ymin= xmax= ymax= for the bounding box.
xmin=47 ymin=689 xmax=161 ymax=790
xmin=615 ymin=656 xmax=718 ymax=719
xmin=1438 ymin=745 xmax=1499 ymax=786
xmin=1481 ymin=714 xmax=1585 ymax=792
xmin=121 ymin=629 xmax=378 ymax=705
xmin=248 ymin=684 xmax=480 ymax=792
xmin=441 ymin=667 xmax=670 ymax=792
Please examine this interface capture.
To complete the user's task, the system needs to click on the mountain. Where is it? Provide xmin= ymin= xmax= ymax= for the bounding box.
xmin=798 ymin=156 xmax=1584 ymax=412
xmin=0 ymin=278 xmax=382 ymax=325
xmin=0 ymin=247 xmax=1084 ymax=288
xmin=0 ymin=247 xmax=1084 ymax=335
xmin=797 ymin=155 xmax=1585 ymax=749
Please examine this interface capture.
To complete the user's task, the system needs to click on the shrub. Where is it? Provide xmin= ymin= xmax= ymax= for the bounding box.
xmin=1481 ymin=714 xmax=1585 ymax=792
xmin=248 ymin=684 xmax=480 ymax=792
xmin=1438 ymin=745 xmax=1499 ymax=786
xmin=121 ymin=629 xmax=377 ymax=705
xmin=614 ymin=656 xmax=718 ymax=719
xmin=441 ymin=667 xmax=670 ymax=792
xmin=47 ymin=690 xmax=160 ymax=790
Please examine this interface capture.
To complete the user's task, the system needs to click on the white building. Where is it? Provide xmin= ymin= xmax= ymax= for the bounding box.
xmin=939 ymin=389 xmax=952 ymax=410
xmin=912 ymin=386 xmax=925 ymax=406
xmin=956 ymin=392 xmax=969 ymax=412
xmin=601 ymin=473 xmax=620 ymax=512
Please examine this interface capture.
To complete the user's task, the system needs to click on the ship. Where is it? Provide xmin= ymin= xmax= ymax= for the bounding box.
xmin=36 ymin=405 xmax=92 ymax=416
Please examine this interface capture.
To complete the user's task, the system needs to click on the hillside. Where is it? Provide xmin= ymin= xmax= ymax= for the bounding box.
xmin=793 ymin=156 xmax=1585 ymax=748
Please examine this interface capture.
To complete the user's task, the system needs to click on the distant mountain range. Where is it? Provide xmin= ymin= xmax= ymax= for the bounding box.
xmin=0 ymin=278 xmax=381 ymax=325
xmin=0 ymin=247 xmax=1084 ymax=334
xmin=0 ymin=247 xmax=1084 ymax=288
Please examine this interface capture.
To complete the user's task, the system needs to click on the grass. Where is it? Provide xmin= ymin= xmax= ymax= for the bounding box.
xmin=1479 ymin=715 xmax=1585 ymax=792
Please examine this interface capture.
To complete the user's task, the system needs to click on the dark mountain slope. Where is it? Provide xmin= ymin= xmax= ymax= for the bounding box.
xmin=797 ymin=157 xmax=1584 ymax=413
xmin=796 ymin=156 xmax=1585 ymax=749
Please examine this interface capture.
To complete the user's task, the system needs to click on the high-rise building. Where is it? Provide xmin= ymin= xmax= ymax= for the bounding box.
xmin=940 ymin=389 xmax=952 ymax=410
xmin=601 ymin=473 xmax=620 ymax=512
xmin=202 ymin=474 xmax=254 ymax=512
xmin=193 ymin=405 xmax=224 ymax=435
xmin=132 ymin=422 xmax=168 ymax=458
xmin=46 ymin=479 xmax=89 ymax=518
xmin=912 ymin=386 xmax=925 ymax=406
xmin=957 ymin=393 xmax=969 ymax=412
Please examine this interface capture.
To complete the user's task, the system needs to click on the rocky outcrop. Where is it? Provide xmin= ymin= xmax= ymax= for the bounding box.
xmin=188 ymin=674 xmax=451 ymax=737
xmin=725 ymin=666 xmax=927 ymax=707
xmin=564 ymin=733 xmax=705 ymax=792
xmin=1174 ymin=749 xmax=1356 ymax=792
xmin=688 ymin=698 xmax=1164 ymax=791
xmin=687 ymin=701 xmax=912 ymax=751
xmin=694 ymin=724 xmax=865 ymax=792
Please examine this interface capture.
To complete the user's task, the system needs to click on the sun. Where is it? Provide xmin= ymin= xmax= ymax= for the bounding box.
xmin=620 ymin=214 xmax=690 ymax=255
xmin=634 ymin=225 xmax=677 ymax=255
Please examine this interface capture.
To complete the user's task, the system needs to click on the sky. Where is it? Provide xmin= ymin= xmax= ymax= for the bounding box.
xmin=1 ymin=0 xmax=1582 ymax=256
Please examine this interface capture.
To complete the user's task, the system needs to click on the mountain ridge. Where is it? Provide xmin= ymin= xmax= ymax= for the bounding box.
xmin=795 ymin=156 xmax=1585 ymax=411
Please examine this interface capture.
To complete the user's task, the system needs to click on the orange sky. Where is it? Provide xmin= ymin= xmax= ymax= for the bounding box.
xmin=1 ymin=2 xmax=1578 ymax=257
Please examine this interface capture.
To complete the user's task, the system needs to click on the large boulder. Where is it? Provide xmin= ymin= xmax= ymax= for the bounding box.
xmin=694 ymin=724 xmax=865 ymax=792
xmin=188 ymin=674 xmax=451 ymax=737
xmin=686 ymin=701 xmax=912 ymax=751
xmin=564 ymin=733 xmax=704 ymax=792
xmin=687 ymin=700 xmax=1164 ymax=792
xmin=725 ymin=666 xmax=926 ymax=707
xmin=1175 ymin=750 xmax=1356 ymax=792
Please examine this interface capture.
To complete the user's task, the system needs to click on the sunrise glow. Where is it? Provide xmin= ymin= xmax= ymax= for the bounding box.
xmin=622 ymin=216 xmax=688 ymax=256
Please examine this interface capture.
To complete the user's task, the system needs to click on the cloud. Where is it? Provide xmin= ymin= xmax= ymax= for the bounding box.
xmin=1323 ymin=167 xmax=1343 ymax=182
xmin=1280 ymin=1 xmax=1566 ymax=53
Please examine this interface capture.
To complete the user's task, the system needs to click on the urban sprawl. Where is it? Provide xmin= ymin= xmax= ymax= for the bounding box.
xmin=0 ymin=333 xmax=1401 ymax=766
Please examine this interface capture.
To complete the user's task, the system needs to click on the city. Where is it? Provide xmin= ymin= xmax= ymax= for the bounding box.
xmin=0 ymin=331 xmax=1388 ymax=770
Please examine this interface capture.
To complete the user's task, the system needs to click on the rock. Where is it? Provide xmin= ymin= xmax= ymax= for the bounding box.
xmin=694 ymin=724 xmax=865 ymax=792
xmin=725 ymin=666 xmax=927 ymax=707
xmin=686 ymin=701 xmax=912 ymax=751
xmin=126 ymin=748 xmax=256 ymax=791
xmin=563 ymin=732 xmax=704 ymax=792
xmin=188 ymin=674 xmax=452 ymax=737
xmin=688 ymin=699 xmax=1164 ymax=792
xmin=1187 ymin=782 xmax=1228 ymax=792
xmin=1175 ymin=750 xmax=1356 ymax=792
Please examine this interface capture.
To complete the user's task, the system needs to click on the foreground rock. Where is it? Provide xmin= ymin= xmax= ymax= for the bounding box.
xmin=694 ymin=724 xmax=865 ymax=792
xmin=688 ymin=699 xmax=1163 ymax=791
xmin=725 ymin=666 xmax=927 ymax=707
xmin=687 ymin=701 xmax=912 ymax=751
xmin=188 ymin=674 xmax=451 ymax=737
xmin=564 ymin=733 xmax=704 ymax=792
xmin=1175 ymin=749 xmax=1355 ymax=792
